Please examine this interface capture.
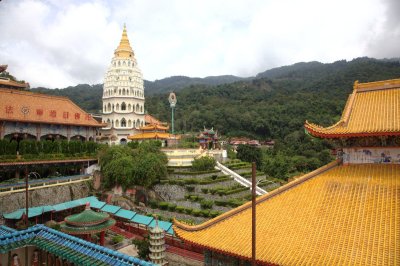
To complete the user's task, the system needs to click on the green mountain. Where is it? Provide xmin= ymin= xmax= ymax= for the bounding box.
xmin=31 ymin=57 xmax=400 ymax=138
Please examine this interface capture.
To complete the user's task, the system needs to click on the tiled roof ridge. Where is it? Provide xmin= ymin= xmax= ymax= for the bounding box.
xmin=304 ymin=78 xmax=400 ymax=137
xmin=174 ymin=159 xmax=341 ymax=232
xmin=354 ymin=78 xmax=400 ymax=92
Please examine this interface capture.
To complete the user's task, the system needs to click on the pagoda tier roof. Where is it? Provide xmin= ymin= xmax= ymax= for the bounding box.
xmin=0 ymin=88 xmax=104 ymax=127
xmin=174 ymin=161 xmax=400 ymax=265
xmin=305 ymin=78 xmax=400 ymax=138
xmin=128 ymin=132 xmax=181 ymax=140
xmin=0 ymin=224 xmax=153 ymax=265
xmin=139 ymin=123 xmax=169 ymax=131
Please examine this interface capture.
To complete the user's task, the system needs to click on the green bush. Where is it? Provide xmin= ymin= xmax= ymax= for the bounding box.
xmin=191 ymin=156 xmax=216 ymax=171
xmin=184 ymin=208 xmax=193 ymax=215
xmin=192 ymin=209 xmax=201 ymax=217
xmin=200 ymin=200 xmax=213 ymax=209
xmin=201 ymin=188 xmax=209 ymax=194
xmin=210 ymin=210 xmax=220 ymax=218
xmin=211 ymin=174 xmax=218 ymax=180
xmin=158 ymin=202 xmax=169 ymax=210
xmin=112 ymin=235 xmax=124 ymax=244
xmin=176 ymin=206 xmax=185 ymax=213
xmin=148 ymin=200 xmax=158 ymax=209
xmin=200 ymin=210 xmax=210 ymax=217
xmin=186 ymin=185 xmax=195 ymax=192
xmin=167 ymin=203 xmax=177 ymax=211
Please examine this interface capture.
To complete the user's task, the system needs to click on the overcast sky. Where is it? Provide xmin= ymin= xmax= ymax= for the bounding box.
xmin=0 ymin=0 xmax=399 ymax=88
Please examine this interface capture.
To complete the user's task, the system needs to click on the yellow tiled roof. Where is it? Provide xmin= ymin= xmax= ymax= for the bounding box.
xmin=305 ymin=78 xmax=400 ymax=138
xmin=127 ymin=132 xmax=180 ymax=140
xmin=174 ymin=162 xmax=400 ymax=265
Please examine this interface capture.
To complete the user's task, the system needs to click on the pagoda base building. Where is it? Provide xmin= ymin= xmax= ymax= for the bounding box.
xmin=128 ymin=123 xmax=180 ymax=147
xmin=174 ymin=78 xmax=400 ymax=265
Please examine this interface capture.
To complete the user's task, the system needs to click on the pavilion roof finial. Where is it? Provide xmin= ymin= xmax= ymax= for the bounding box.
xmin=114 ymin=24 xmax=134 ymax=58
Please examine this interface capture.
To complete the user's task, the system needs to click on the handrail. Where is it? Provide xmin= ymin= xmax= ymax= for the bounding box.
xmin=215 ymin=161 xmax=267 ymax=195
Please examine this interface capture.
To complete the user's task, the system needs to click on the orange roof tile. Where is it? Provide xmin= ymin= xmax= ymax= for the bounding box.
xmin=128 ymin=132 xmax=180 ymax=140
xmin=0 ymin=78 xmax=28 ymax=88
xmin=305 ymin=78 xmax=400 ymax=138
xmin=139 ymin=123 xmax=169 ymax=131
xmin=174 ymin=162 xmax=400 ymax=265
xmin=145 ymin=114 xmax=164 ymax=125
xmin=0 ymin=89 xmax=103 ymax=127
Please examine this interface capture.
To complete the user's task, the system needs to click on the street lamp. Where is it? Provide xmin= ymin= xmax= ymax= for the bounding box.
xmin=168 ymin=92 xmax=177 ymax=135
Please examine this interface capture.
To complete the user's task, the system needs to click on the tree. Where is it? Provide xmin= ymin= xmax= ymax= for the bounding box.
xmin=236 ymin=145 xmax=262 ymax=168
xmin=191 ymin=156 xmax=216 ymax=171
xmin=132 ymin=238 xmax=150 ymax=260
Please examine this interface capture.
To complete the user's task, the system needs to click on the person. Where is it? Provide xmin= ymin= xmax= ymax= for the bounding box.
xmin=31 ymin=249 xmax=40 ymax=266
xmin=11 ymin=254 xmax=21 ymax=266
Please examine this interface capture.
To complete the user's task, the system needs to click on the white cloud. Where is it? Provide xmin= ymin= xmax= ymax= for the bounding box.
xmin=0 ymin=0 xmax=395 ymax=88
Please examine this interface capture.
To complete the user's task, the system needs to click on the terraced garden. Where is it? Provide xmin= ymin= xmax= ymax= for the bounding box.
xmin=146 ymin=159 xmax=286 ymax=224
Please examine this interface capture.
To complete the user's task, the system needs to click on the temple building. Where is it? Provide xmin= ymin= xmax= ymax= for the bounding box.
xmin=101 ymin=25 xmax=146 ymax=145
xmin=60 ymin=203 xmax=115 ymax=246
xmin=174 ymin=78 xmax=400 ymax=265
xmin=0 ymin=65 xmax=30 ymax=90
xmin=128 ymin=123 xmax=180 ymax=147
xmin=0 ymin=89 xmax=103 ymax=142
xmin=198 ymin=127 xmax=219 ymax=149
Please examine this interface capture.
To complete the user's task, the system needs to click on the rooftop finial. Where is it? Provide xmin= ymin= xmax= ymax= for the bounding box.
xmin=114 ymin=24 xmax=134 ymax=58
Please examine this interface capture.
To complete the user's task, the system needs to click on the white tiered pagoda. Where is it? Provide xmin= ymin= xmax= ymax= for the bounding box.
xmin=101 ymin=25 xmax=145 ymax=144
xmin=149 ymin=220 xmax=168 ymax=265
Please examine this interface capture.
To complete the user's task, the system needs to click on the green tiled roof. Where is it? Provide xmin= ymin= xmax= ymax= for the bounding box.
xmin=60 ymin=219 xmax=116 ymax=235
xmin=65 ymin=209 xmax=109 ymax=225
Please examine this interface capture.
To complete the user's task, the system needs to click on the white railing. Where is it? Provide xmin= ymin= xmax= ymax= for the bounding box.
xmin=215 ymin=161 xmax=267 ymax=195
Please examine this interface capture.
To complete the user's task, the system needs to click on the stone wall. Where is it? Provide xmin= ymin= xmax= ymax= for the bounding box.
xmin=0 ymin=182 xmax=90 ymax=214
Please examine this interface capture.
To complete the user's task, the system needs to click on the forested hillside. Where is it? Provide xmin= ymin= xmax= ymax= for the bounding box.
xmin=32 ymin=57 xmax=400 ymax=139
xmin=30 ymin=57 xmax=400 ymax=179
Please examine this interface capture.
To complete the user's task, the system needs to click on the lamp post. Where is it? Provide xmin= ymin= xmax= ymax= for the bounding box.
xmin=251 ymin=162 xmax=256 ymax=266
xmin=168 ymin=92 xmax=177 ymax=135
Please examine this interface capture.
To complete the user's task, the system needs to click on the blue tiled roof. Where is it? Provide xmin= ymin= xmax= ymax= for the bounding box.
xmin=0 ymin=224 xmax=154 ymax=266
xmin=132 ymin=214 xmax=154 ymax=226
xmin=101 ymin=204 xmax=121 ymax=214
xmin=0 ymin=225 xmax=17 ymax=236
xmin=3 ymin=196 xmax=175 ymax=235
xmin=148 ymin=220 xmax=173 ymax=232
xmin=115 ymin=209 xmax=136 ymax=220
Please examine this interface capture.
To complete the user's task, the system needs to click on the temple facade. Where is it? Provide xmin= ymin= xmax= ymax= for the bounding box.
xmin=174 ymin=78 xmax=400 ymax=265
xmin=0 ymin=89 xmax=103 ymax=142
xmin=101 ymin=25 xmax=145 ymax=145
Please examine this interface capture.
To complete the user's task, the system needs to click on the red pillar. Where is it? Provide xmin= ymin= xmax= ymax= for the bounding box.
xmin=100 ymin=231 xmax=105 ymax=246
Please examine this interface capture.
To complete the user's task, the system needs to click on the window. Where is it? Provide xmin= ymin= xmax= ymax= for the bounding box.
xmin=128 ymin=120 xmax=132 ymax=127
xmin=115 ymin=120 xmax=119 ymax=127
xmin=128 ymin=104 xmax=131 ymax=111
xmin=121 ymin=102 xmax=126 ymax=111
xmin=107 ymin=103 xmax=111 ymax=112
xmin=136 ymin=119 xmax=140 ymax=128
xmin=116 ymin=104 xmax=120 ymax=111
xmin=136 ymin=104 xmax=139 ymax=112
xmin=121 ymin=118 xmax=126 ymax=127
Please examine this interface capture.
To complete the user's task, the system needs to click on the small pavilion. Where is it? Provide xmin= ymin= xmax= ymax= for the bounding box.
xmin=60 ymin=203 xmax=115 ymax=246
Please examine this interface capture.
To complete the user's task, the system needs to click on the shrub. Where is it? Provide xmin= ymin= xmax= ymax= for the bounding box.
xmin=211 ymin=174 xmax=218 ymax=180
xmin=158 ymin=202 xmax=169 ymax=210
xmin=112 ymin=235 xmax=124 ymax=244
xmin=210 ymin=210 xmax=220 ymax=218
xmin=148 ymin=200 xmax=158 ymax=209
xmin=168 ymin=203 xmax=177 ymax=211
xmin=184 ymin=208 xmax=193 ymax=215
xmin=201 ymin=188 xmax=209 ymax=194
xmin=176 ymin=206 xmax=185 ymax=213
xmin=186 ymin=186 xmax=195 ymax=192
xmin=200 ymin=210 xmax=210 ymax=217
xmin=200 ymin=200 xmax=213 ymax=209
xmin=191 ymin=156 xmax=216 ymax=171
xmin=192 ymin=209 xmax=201 ymax=217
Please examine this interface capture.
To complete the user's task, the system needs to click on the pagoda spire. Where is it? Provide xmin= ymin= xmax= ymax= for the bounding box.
xmin=114 ymin=24 xmax=134 ymax=58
